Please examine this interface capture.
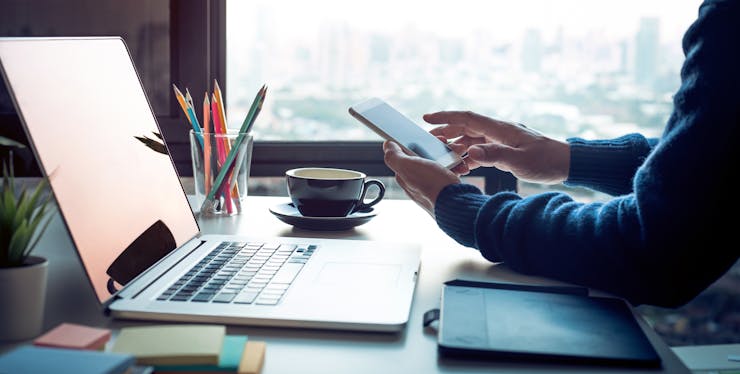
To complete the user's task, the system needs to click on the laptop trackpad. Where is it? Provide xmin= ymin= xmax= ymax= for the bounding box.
xmin=317 ymin=262 xmax=401 ymax=290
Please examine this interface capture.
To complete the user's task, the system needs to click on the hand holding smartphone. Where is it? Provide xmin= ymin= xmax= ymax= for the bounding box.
xmin=348 ymin=98 xmax=464 ymax=169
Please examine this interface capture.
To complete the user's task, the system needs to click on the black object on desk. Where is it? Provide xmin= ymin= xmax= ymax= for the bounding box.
xmin=425 ymin=279 xmax=662 ymax=368
xmin=269 ymin=202 xmax=376 ymax=230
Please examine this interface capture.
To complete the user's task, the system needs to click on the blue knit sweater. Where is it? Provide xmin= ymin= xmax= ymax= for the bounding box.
xmin=434 ymin=0 xmax=740 ymax=308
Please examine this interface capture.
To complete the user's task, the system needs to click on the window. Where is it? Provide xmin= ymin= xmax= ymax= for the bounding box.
xmin=226 ymin=0 xmax=696 ymax=143
xmin=225 ymin=0 xmax=697 ymax=199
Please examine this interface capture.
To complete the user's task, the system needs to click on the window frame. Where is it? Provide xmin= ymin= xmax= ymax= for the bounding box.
xmin=173 ymin=0 xmax=515 ymax=194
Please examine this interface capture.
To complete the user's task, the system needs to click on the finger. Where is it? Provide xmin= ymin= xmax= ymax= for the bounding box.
xmin=383 ymin=141 xmax=415 ymax=173
xmin=450 ymin=161 xmax=470 ymax=176
xmin=425 ymin=111 xmax=526 ymax=142
xmin=435 ymin=135 xmax=449 ymax=143
xmin=452 ymin=135 xmax=487 ymax=149
xmin=383 ymin=140 xmax=407 ymax=157
xmin=429 ymin=124 xmax=469 ymax=139
xmin=450 ymin=142 xmax=469 ymax=156
xmin=467 ymin=143 xmax=519 ymax=167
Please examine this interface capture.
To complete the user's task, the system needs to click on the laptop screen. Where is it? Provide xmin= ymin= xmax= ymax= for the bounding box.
xmin=0 ymin=37 xmax=200 ymax=303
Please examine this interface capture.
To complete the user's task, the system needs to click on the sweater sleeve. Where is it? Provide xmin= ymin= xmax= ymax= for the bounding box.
xmin=435 ymin=0 xmax=740 ymax=308
xmin=564 ymin=134 xmax=657 ymax=196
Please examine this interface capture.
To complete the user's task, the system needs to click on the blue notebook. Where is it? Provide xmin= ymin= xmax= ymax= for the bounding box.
xmin=0 ymin=345 xmax=135 ymax=374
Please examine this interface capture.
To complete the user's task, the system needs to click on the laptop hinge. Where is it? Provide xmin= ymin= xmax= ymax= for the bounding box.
xmin=102 ymin=237 xmax=206 ymax=308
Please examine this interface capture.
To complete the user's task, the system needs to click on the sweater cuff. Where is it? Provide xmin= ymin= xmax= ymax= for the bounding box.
xmin=435 ymin=183 xmax=488 ymax=248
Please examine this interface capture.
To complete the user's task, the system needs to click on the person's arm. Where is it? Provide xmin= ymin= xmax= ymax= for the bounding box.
xmin=436 ymin=0 xmax=740 ymax=308
xmin=564 ymin=134 xmax=659 ymax=196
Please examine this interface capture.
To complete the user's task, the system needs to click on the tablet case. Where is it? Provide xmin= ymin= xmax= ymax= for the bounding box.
xmin=425 ymin=279 xmax=662 ymax=368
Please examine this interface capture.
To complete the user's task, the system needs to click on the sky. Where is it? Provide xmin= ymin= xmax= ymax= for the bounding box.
xmin=229 ymin=0 xmax=700 ymax=41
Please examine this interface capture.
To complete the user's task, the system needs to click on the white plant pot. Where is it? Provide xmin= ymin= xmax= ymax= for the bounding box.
xmin=0 ymin=256 xmax=48 ymax=341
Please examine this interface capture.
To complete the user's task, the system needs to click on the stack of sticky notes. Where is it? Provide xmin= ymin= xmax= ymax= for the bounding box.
xmin=33 ymin=322 xmax=112 ymax=351
xmin=111 ymin=324 xmax=265 ymax=374
xmin=0 ymin=345 xmax=135 ymax=374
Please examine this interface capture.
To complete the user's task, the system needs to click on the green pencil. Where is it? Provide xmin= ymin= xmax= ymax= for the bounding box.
xmin=200 ymin=85 xmax=267 ymax=212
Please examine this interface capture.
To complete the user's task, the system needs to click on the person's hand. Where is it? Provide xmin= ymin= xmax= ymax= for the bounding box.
xmin=383 ymin=141 xmax=461 ymax=217
xmin=425 ymin=111 xmax=570 ymax=184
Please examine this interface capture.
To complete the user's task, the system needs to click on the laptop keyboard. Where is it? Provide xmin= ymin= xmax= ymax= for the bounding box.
xmin=157 ymin=241 xmax=316 ymax=306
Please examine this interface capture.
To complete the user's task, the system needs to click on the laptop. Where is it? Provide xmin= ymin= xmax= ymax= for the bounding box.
xmin=0 ymin=36 xmax=421 ymax=332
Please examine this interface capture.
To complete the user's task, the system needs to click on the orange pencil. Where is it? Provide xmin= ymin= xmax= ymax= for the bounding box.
xmin=203 ymin=93 xmax=212 ymax=197
xmin=213 ymin=80 xmax=232 ymax=156
xmin=213 ymin=80 xmax=228 ymax=132
xmin=211 ymin=93 xmax=233 ymax=214
xmin=172 ymin=84 xmax=190 ymax=120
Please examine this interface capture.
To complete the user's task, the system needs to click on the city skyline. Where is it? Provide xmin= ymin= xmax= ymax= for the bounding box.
xmin=225 ymin=1 xmax=697 ymax=142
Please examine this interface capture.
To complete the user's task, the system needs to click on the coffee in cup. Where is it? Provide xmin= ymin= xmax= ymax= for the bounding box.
xmin=285 ymin=167 xmax=385 ymax=217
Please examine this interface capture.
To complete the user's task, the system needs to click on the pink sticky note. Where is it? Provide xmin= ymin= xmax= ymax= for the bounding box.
xmin=33 ymin=323 xmax=111 ymax=350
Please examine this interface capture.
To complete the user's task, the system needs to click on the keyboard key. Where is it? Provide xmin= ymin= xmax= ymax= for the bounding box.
xmin=247 ymin=281 xmax=268 ymax=288
xmin=256 ymin=297 xmax=281 ymax=305
xmin=266 ymin=283 xmax=289 ymax=291
xmin=213 ymin=292 xmax=237 ymax=303
xmin=272 ymin=263 xmax=304 ymax=284
xmin=261 ymin=289 xmax=285 ymax=296
xmin=192 ymin=292 xmax=216 ymax=302
xmin=233 ymin=291 xmax=260 ymax=304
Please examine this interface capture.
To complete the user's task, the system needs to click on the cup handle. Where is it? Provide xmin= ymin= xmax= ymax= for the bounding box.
xmin=354 ymin=179 xmax=385 ymax=212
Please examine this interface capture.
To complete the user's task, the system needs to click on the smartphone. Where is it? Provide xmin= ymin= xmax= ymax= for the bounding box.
xmin=349 ymin=97 xmax=464 ymax=169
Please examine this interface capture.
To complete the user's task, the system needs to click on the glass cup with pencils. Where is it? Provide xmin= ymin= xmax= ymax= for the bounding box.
xmin=176 ymin=81 xmax=266 ymax=216
xmin=190 ymin=129 xmax=253 ymax=216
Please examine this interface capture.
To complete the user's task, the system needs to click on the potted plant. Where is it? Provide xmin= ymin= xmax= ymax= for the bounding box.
xmin=0 ymin=136 xmax=54 ymax=341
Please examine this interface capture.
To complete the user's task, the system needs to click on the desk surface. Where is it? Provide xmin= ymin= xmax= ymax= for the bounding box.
xmin=3 ymin=194 xmax=689 ymax=373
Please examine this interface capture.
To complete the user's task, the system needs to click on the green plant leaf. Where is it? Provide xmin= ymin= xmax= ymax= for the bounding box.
xmin=12 ymin=188 xmax=30 ymax=229
xmin=7 ymin=219 xmax=30 ymax=265
xmin=23 ymin=210 xmax=53 ymax=259
xmin=16 ymin=178 xmax=46 ymax=228
xmin=0 ymin=161 xmax=53 ymax=267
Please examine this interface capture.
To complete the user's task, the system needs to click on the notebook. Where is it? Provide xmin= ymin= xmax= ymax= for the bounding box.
xmin=427 ymin=279 xmax=661 ymax=367
xmin=0 ymin=345 xmax=135 ymax=374
xmin=111 ymin=325 xmax=226 ymax=365
xmin=0 ymin=36 xmax=420 ymax=332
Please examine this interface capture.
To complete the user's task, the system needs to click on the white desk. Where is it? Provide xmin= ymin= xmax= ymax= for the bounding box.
xmin=2 ymin=195 xmax=690 ymax=373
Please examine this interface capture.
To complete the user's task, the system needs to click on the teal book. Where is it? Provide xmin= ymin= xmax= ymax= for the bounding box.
xmin=0 ymin=345 xmax=135 ymax=374
xmin=154 ymin=335 xmax=248 ymax=373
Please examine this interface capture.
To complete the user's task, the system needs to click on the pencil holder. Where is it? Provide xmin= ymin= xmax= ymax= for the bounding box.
xmin=190 ymin=129 xmax=253 ymax=216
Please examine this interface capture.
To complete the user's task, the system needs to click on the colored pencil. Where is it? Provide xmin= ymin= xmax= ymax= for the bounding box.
xmin=210 ymin=93 xmax=233 ymax=214
xmin=203 ymin=93 xmax=212 ymax=196
xmin=213 ymin=79 xmax=241 ymax=202
xmin=227 ymin=85 xmax=266 ymax=189
xmin=172 ymin=84 xmax=203 ymax=147
xmin=202 ymin=85 xmax=267 ymax=211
